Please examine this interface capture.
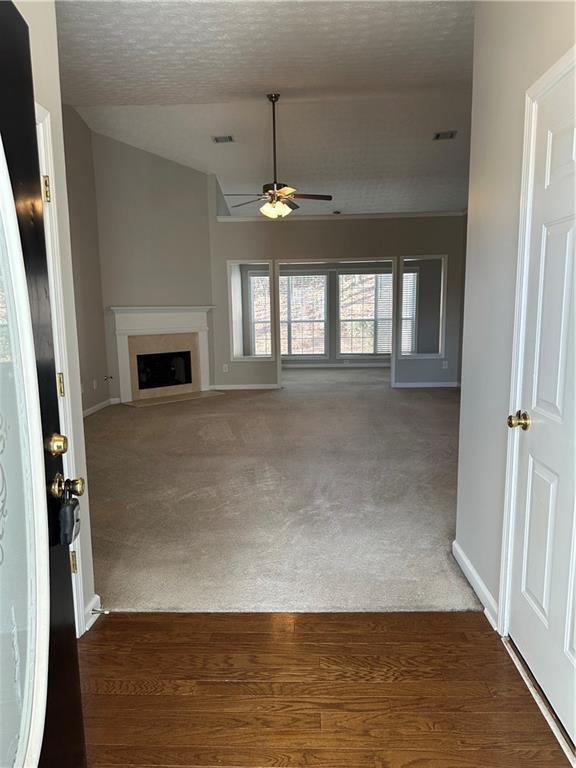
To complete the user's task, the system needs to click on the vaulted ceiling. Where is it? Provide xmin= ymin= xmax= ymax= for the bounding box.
xmin=56 ymin=1 xmax=474 ymax=216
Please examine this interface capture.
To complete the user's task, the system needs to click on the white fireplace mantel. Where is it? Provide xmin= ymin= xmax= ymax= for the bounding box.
xmin=108 ymin=306 xmax=214 ymax=402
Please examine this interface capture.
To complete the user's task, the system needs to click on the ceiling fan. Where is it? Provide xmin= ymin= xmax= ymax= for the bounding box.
xmin=225 ymin=93 xmax=333 ymax=219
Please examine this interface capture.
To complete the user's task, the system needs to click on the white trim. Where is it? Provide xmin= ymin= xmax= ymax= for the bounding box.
xmin=210 ymin=384 xmax=282 ymax=390
xmin=218 ymin=210 xmax=468 ymax=223
xmin=390 ymin=256 xmax=399 ymax=386
xmin=83 ymin=397 xmax=120 ymax=417
xmin=499 ymin=47 xmax=576 ymax=637
xmin=0 ymin=132 xmax=50 ymax=768
xmin=282 ymin=363 xmax=390 ymax=369
xmin=397 ymin=254 xmax=448 ymax=360
xmin=502 ymin=639 xmax=576 ymax=766
xmin=452 ymin=541 xmax=499 ymax=630
xmin=36 ymin=104 xmax=100 ymax=638
xmin=108 ymin=306 xmax=212 ymax=402
xmin=230 ymin=356 xmax=275 ymax=363
xmin=109 ymin=305 xmax=214 ymax=313
xmin=393 ymin=380 xmax=460 ymax=388
xmin=227 ymin=260 xmax=275 ymax=362
xmin=84 ymin=594 xmax=103 ymax=633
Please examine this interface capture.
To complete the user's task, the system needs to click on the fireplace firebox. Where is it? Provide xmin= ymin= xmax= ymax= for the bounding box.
xmin=136 ymin=350 xmax=192 ymax=390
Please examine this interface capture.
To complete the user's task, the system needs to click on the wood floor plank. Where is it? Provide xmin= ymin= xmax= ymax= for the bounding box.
xmin=82 ymin=692 xmax=539 ymax=716
xmin=79 ymin=612 xmax=569 ymax=767
xmin=86 ymin=744 xmax=565 ymax=768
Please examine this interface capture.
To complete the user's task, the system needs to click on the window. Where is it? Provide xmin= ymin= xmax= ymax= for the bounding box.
xmin=228 ymin=262 xmax=273 ymax=359
xmin=338 ymin=273 xmax=393 ymax=355
xmin=249 ymin=274 xmax=272 ymax=356
xmin=279 ymin=274 xmax=327 ymax=356
xmin=401 ymin=271 xmax=418 ymax=354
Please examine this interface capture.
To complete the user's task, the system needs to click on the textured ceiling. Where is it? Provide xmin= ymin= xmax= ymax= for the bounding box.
xmin=78 ymin=91 xmax=471 ymax=215
xmin=57 ymin=1 xmax=474 ymax=216
xmin=57 ymin=1 xmax=474 ymax=105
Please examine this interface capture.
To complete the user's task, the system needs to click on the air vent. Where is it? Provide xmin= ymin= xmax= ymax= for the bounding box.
xmin=433 ymin=131 xmax=457 ymax=141
xmin=212 ymin=135 xmax=234 ymax=144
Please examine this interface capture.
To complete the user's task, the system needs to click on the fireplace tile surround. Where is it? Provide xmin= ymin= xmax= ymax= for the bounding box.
xmin=109 ymin=306 xmax=213 ymax=403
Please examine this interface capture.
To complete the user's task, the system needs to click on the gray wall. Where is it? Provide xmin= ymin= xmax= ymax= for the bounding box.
xmin=92 ymin=133 xmax=212 ymax=307
xmin=90 ymin=133 xmax=214 ymax=397
xmin=456 ymin=2 xmax=574 ymax=609
xmin=63 ymin=107 xmax=109 ymax=411
xmin=411 ymin=259 xmax=442 ymax=354
xmin=209 ymin=215 xmax=467 ymax=387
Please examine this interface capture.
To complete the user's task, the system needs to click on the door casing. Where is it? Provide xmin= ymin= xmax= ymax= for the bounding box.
xmin=35 ymin=102 xmax=100 ymax=637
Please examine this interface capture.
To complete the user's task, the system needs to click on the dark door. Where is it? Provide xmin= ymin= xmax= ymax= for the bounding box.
xmin=0 ymin=4 xmax=87 ymax=766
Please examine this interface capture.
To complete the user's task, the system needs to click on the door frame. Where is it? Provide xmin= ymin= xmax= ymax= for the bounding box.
xmin=35 ymin=102 xmax=99 ymax=636
xmin=498 ymin=47 xmax=575 ymax=637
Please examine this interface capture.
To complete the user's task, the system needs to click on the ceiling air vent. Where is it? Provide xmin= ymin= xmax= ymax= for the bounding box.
xmin=433 ymin=131 xmax=457 ymax=141
xmin=212 ymin=135 xmax=234 ymax=144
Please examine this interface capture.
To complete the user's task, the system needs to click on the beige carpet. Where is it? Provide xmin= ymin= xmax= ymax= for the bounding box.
xmin=84 ymin=369 xmax=479 ymax=612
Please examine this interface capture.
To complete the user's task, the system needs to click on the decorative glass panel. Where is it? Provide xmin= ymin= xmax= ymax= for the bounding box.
xmin=0 ymin=138 xmax=48 ymax=767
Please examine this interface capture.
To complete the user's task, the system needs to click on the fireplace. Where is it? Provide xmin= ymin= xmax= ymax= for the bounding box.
xmin=127 ymin=332 xmax=201 ymax=401
xmin=109 ymin=306 xmax=213 ymax=403
xmin=137 ymin=350 xmax=192 ymax=390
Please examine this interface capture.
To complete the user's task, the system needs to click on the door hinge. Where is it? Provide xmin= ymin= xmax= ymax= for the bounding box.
xmin=42 ymin=175 xmax=51 ymax=203
xmin=56 ymin=372 xmax=65 ymax=397
xmin=70 ymin=550 xmax=78 ymax=574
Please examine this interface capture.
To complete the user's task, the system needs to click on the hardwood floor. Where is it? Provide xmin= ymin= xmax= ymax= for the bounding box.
xmin=79 ymin=612 xmax=569 ymax=767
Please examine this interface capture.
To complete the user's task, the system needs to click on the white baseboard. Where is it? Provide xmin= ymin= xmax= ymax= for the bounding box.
xmin=84 ymin=593 xmax=102 ymax=632
xmin=393 ymin=381 xmax=460 ymax=388
xmin=452 ymin=540 xmax=499 ymax=630
xmin=83 ymin=397 xmax=120 ymax=417
xmin=282 ymin=363 xmax=390 ymax=369
xmin=210 ymin=384 xmax=282 ymax=390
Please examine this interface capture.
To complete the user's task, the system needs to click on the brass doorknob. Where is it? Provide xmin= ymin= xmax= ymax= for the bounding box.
xmin=68 ymin=477 xmax=86 ymax=497
xmin=507 ymin=410 xmax=531 ymax=431
xmin=50 ymin=473 xmax=86 ymax=499
xmin=45 ymin=432 xmax=68 ymax=456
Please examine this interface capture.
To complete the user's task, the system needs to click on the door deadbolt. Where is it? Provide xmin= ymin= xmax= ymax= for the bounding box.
xmin=45 ymin=432 xmax=68 ymax=456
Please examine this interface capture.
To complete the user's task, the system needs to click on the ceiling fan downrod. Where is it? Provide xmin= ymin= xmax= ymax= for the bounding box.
xmin=267 ymin=93 xmax=280 ymax=191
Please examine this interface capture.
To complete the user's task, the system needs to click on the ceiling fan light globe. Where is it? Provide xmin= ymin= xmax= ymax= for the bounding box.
xmin=275 ymin=200 xmax=293 ymax=218
xmin=260 ymin=201 xmax=280 ymax=219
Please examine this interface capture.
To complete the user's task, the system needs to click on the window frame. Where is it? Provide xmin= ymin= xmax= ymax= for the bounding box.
xmin=400 ymin=267 xmax=419 ymax=355
xmin=279 ymin=271 xmax=330 ymax=359
xmin=227 ymin=259 xmax=276 ymax=362
xmin=336 ymin=267 xmax=394 ymax=359
xmin=397 ymin=254 xmax=448 ymax=360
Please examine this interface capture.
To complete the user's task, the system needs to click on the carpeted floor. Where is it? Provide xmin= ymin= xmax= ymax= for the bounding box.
xmin=84 ymin=369 xmax=479 ymax=612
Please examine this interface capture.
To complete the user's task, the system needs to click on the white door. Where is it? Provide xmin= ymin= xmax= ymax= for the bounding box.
xmin=508 ymin=49 xmax=575 ymax=740
xmin=0 ymin=134 xmax=50 ymax=764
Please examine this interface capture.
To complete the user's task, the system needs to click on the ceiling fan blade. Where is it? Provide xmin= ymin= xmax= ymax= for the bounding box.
xmin=225 ymin=193 xmax=260 ymax=197
xmin=277 ymin=186 xmax=297 ymax=196
xmin=293 ymin=193 xmax=333 ymax=201
xmin=284 ymin=199 xmax=300 ymax=210
xmin=230 ymin=199 xmax=262 ymax=208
